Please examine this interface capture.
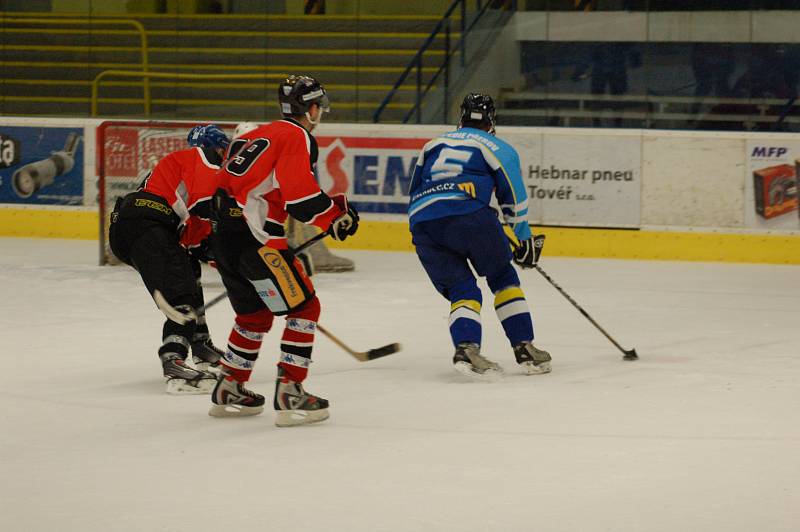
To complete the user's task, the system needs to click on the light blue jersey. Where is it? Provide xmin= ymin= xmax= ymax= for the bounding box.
xmin=407 ymin=127 xmax=531 ymax=241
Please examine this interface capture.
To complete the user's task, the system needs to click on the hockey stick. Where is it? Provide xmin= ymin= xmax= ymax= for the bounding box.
xmin=317 ymin=324 xmax=401 ymax=362
xmin=154 ymin=231 xmax=329 ymax=324
xmin=534 ymin=264 xmax=639 ymax=361
xmin=155 ymin=297 xmax=401 ymax=363
xmin=289 ymin=230 xmax=329 ymax=255
xmin=153 ymin=233 xmax=402 ymax=362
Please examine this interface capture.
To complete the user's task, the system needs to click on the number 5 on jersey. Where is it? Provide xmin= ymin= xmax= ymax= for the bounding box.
xmin=430 ymin=147 xmax=472 ymax=180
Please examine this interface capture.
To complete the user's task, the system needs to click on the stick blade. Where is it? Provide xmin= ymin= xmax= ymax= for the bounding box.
xmin=153 ymin=290 xmax=195 ymax=325
xmin=365 ymin=342 xmax=402 ymax=361
xmin=623 ymin=349 xmax=639 ymax=361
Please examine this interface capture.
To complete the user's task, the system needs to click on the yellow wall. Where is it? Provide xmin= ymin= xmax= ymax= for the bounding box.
xmin=3 ymin=208 xmax=799 ymax=265
xmin=0 ymin=208 xmax=98 ymax=240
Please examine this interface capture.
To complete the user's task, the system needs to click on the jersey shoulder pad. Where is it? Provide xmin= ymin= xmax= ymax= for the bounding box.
xmin=274 ymin=119 xmax=313 ymax=154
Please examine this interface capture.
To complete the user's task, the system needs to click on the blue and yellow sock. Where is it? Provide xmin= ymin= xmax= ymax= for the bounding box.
xmin=493 ymin=285 xmax=533 ymax=345
xmin=449 ymin=298 xmax=482 ymax=347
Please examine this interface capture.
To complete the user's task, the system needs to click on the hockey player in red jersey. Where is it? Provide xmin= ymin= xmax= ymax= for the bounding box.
xmin=231 ymin=121 xmax=357 ymax=273
xmin=208 ymin=75 xmax=359 ymax=425
xmin=109 ymin=125 xmax=230 ymax=394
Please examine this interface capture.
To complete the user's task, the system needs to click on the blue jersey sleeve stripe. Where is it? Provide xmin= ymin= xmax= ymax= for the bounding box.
xmin=500 ymin=201 xmax=528 ymax=211
xmin=506 ymin=214 xmax=528 ymax=223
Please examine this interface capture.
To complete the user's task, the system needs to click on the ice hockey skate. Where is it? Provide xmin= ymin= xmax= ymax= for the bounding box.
xmin=453 ymin=342 xmax=503 ymax=380
xmin=513 ymin=341 xmax=552 ymax=375
xmin=190 ymin=338 xmax=223 ymax=373
xmin=273 ymin=367 xmax=329 ymax=427
xmin=161 ymin=353 xmax=217 ymax=395
xmin=208 ymin=374 xmax=265 ymax=417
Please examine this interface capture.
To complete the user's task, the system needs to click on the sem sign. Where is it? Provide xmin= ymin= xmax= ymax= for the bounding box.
xmin=316 ymin=136 xmax=427 ymax=215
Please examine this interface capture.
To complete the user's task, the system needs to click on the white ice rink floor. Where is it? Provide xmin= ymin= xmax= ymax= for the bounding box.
xmin=1 ymin=237 xmax=798 ymax=532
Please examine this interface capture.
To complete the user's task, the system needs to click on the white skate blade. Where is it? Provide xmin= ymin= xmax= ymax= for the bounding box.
xmin=208 ymin=403 xmax=265 ymax=417
xmin=165 ymin=377 xmax=216 ymax=395
xmin=275 ymin=408 xmax=329 ymax=427
xmin=453 ymin=361 xmax=504 ymax=382
xmin=519 ymin=360 xmax=552 ymax=375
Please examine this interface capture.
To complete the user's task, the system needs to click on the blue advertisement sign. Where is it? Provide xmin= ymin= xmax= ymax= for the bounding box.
xmin=0 ymin=126 xmax=84 ymax=205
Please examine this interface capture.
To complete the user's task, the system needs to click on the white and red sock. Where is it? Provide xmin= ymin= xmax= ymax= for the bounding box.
xmin=222 ymin=309 xmax=273 ymax=382
xmin=278 ymin=297 xmax=321 ymax=383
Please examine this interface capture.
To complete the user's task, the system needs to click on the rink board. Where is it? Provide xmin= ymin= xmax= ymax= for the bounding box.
xmin=2 ymin=117 xmax=800 ymax=263
xmin=1 ymin=209 xmax=798 ymax=264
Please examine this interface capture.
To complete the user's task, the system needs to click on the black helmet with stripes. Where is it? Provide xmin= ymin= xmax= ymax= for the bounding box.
xmin=459 ymin=93 xmax=496 ymax=134
xmin=278 ymin=75 xmax=330 ymax=117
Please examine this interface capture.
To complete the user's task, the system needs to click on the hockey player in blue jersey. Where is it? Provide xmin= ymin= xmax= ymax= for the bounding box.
xmin=408 ymin=93 xmax=551 ymax=378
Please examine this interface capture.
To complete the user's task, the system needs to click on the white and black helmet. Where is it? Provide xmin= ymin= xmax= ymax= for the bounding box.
xmin=278 ymin=75 xmax=330 ymax=117
xmin=459 ymin=93 xmax=497 ymax=134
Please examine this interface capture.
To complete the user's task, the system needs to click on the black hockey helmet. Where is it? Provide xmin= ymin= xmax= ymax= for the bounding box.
xmin=278 ymin=75 xmax=330 ymax=117
xmin=459 ymin=93 xmax=496 ymax=134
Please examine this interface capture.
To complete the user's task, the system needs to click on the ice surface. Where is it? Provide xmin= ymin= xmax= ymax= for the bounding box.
xmin=1 ymin=238 xmax=798 ymax=532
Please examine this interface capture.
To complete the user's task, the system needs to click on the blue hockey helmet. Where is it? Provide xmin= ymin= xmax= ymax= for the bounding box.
xmin=459 ymin=93 xmax=496 ymax=134
xmin=187 ymin=124 xmax=231 ymax=151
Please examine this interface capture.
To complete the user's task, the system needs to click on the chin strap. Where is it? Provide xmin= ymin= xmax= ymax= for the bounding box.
xmin=305 ymin=110 xmax=324 ymax=126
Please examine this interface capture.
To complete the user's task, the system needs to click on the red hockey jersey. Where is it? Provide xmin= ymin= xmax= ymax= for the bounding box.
xmin=218 ymin=118 xmax=343 ymax=248
xmin=142 ymin=146 xmax=221 ymax=227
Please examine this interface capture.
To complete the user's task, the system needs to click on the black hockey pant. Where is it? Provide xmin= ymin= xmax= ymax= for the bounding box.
xmin=111 ymin=217 xmax=201 ymax=357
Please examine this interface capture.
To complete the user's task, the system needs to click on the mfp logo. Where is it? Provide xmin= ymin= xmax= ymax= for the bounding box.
xmin=751 ymin=146 xmax=788 ymax=158
xmin=316 ymin=136 xmax=427 ymax=213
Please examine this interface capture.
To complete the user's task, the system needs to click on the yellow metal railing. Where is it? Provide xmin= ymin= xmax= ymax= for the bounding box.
xmin=92 ymin=71 xmax=286 ymax=117
xmin=91 ymin=70 xmax=418 ymax=117
xmin=3 ymin=16 xmax=151 ymax=115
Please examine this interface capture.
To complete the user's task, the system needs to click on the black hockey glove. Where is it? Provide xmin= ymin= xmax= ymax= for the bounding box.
xmin=328 ymin=193 xmax=359 ymax=241
xmin=189 ymin=237 xmax=215 ymax=264
xmin=513 ymin=234 xmax=545 ymax=269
